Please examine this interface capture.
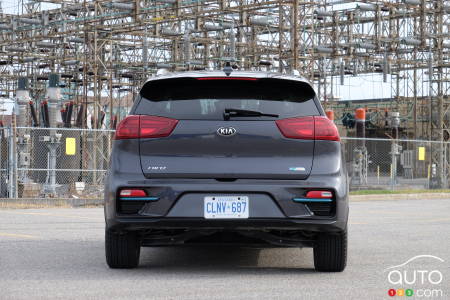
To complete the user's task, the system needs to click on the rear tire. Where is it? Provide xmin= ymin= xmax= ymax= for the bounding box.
xmin=105 ymin=228 xmax=140 ymax=269
xmin=313 ymin=230 xmax=347 ymax=272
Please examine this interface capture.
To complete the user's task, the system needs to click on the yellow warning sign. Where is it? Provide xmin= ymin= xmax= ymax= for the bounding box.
xmin=418 ymin=147 xmax=425 ymax=161
xmin=66 ymin=138 xmax=76 ymax=155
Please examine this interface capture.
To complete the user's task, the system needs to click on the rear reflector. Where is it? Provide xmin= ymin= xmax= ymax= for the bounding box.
xmin=115 ymin=115 xmax=178 ymax=140
xmin=196 ymin=77 xmax=258 ymax=81
xmin=276 ymin=116 xmax=340 ymax=141
xmin=293 ymin=190 xmax=334 ymax=203
xmin=120 ymin=189 xmax=146 ymax=197
xmin=306 ymin=190 xmax=333 ymax=199
xmin=293 ymin=198 xmax=332 ymax=203
xmin=119 ymin=189 xmax=159 ymax=202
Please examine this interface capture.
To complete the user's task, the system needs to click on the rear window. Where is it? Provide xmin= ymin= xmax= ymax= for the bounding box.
xmin=135 ymin=77 xmax=319 ymax=120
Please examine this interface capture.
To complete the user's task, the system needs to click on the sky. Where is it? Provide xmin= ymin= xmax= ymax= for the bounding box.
xmin=0 ymin=0 xmax=19 ymax=14
xmin=1 ymin=0 xmax=57 ymax=14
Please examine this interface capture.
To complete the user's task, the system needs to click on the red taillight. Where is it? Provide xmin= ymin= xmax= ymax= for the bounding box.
xmin=115 ymin=115 xmax=140 ymax=140
xmin=306 ymin=190 xmax=333 ymax=199
xmin=139 ymin=115 xmax=178 ymax=138
xmin=114 ymin=115 xmax=178 ymax=140
xmin=276 ymin=116 xmax=340 ymax=141
xmin=275 ymin=116 xmax=314 ymax=139
xmin=314 ymin=116 xmax=340 ymax=141
xmin=120 ymin=189 xmax=147 ymax=197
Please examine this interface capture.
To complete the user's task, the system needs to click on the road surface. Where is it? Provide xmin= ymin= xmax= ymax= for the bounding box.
xmin=1 ymin=199 xmax=449 ymax=299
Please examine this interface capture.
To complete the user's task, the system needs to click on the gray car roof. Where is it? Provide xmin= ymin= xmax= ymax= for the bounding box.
xmin=144 ymin=70 xmax=313 ymax=87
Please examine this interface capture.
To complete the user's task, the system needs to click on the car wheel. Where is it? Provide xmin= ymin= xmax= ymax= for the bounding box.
xmin=313 ymin=230 xmax=347 ymax=272
xmin=105 ymin=228 xmax=141 ymax=269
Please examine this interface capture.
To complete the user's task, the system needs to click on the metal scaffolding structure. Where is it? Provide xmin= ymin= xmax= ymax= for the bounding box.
xmin=0 ymin=0 xmax=450 ymax=186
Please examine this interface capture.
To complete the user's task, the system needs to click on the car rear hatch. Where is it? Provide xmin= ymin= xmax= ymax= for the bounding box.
xmin=118 ymin=76 xmax=338 ymax=180
xmin=139 ymin=119 xmax=314 ymax=179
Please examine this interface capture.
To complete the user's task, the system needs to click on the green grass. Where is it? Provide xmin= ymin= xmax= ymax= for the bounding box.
xmin=350 ymin=189 xmax=450 ymax=195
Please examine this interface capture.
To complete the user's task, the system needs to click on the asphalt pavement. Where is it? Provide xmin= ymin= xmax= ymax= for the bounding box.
xmin=1 ymin=199 xmax=449 ymax=300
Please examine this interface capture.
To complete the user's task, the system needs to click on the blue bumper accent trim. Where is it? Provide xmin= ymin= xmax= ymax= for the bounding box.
xmin=120 ymin=197 xmax=159 ymax=201
xmin=293 ymin=198 xmax=332 ymax=203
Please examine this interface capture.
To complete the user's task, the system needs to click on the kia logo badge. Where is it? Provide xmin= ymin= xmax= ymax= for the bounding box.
xmin=217 ymin=127 xmax=237 ymax=137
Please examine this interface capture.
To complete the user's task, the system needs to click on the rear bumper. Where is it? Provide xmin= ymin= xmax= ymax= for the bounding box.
xmin=107 ymin=216 xmax=347 ymax=233
xmin=105 ymin=176 xmax=349 ymax=234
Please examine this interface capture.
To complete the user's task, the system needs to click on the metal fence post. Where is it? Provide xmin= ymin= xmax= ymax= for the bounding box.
xmin=8 ymin=126 xmax=18 ymax=198
xmin=0 ymin=128 xmax=2 ymax=196
xmin=441 ymin=141 xmax=448 ymax=189
xmin=390 ymin=139 xmax=395 ymax=190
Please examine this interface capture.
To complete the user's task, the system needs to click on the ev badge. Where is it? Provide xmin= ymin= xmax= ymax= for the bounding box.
xmin=217 ymin=127 xmax=237 ymax=137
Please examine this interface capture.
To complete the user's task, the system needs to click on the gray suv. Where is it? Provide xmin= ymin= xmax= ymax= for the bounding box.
xmin=104 ymin=70 xmax=348 ymax=272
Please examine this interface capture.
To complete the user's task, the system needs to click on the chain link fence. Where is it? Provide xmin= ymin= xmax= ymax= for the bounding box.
xmin=0 ymin=127 xmax=114 ymax=199
xmin=0 ymin=127 xmax=448 ymax=199
xmin=342 ymin=137 xmax=450 ymax=190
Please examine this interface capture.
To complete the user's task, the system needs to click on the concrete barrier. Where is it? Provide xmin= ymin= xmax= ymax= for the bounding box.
xmin=0 ymin=198 xmax=103 ymax=209
xmin=349 ymin=193 xmax=450 ymax=201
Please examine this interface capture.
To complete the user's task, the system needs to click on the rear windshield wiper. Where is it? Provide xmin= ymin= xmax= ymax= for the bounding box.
xmin=223 ymin=108 xmax=279 ymax=121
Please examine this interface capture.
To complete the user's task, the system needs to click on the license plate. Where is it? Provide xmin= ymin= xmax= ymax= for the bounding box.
xmin=204 ymin=196 xmax=249 ymax=219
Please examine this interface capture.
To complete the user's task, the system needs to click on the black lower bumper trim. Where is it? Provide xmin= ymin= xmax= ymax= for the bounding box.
xmin=107 ymin=217 xmax=347 ymax=233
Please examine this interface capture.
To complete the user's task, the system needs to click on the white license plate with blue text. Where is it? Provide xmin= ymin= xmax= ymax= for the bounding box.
xmin=204 ymin=196 xmax=249 ymax=219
